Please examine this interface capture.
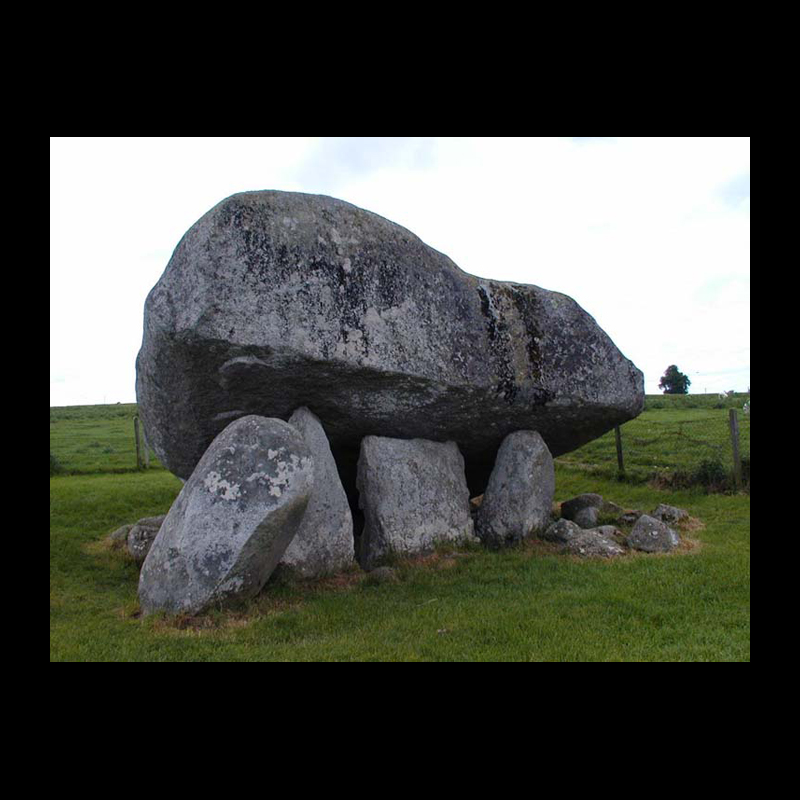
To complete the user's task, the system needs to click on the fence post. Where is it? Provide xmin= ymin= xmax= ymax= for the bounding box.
xmin=141 ymin=422 xmax=150 ymax=469
xmin=614 ymin=425 xmax=625 ymax=478
xmin=134 ymin=416 xmax=143 ymax=470
xmin=729 ymin=408 xmax=742 ymax=491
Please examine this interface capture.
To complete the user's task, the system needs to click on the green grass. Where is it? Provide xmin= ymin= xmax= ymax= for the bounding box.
xmin=50 ymin=401 xmax=750 ymax=661
xmin=50 ymin=403 xmax=166 ymax=474
xmin=556 ymin=394 xmax=750 ymax=485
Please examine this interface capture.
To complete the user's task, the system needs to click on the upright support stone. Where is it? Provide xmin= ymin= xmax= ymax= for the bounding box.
xmin=357 ymin=436 xmax=476 ymax=569
xmin=279 ymin=407 xmax=355 ymax=577
xmin=476 ymin=430 xmax=555 ymax=548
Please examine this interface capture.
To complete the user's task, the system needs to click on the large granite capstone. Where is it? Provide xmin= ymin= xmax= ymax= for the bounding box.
xmin=136 ymin=190 xmax=644 ymax=495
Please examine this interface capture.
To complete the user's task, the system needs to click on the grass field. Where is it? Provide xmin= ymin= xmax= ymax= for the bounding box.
xmin=557 ymin=393 xmax=750 ymax=487
xmin=50 ymin=398 xmax=750 ymax=661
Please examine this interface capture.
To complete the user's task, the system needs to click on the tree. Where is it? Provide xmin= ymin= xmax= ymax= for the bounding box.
xmin=659 ymin=365 xmax=691 ymax=394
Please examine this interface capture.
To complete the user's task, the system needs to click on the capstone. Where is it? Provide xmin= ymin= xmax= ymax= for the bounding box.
xmin=136 ymin=191 xmax=644 ymax=498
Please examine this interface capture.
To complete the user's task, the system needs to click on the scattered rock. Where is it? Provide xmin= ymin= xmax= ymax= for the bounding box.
xmin=651 ymin=504 xmax=689 ymax=525
xmin=541 ymin=519 xmax=626 ymax=557
xmin=619 ymin=510 xmax=644 ymax=525
xmin=279 ymin=407 xmax=354 ymax=578
xmin=109 ymin=523 xmax=133 ymax=547
xmin=540 ymin=518 xmax=583 ymax=544
xmin=127 ymin=515 xmax=166 ymax=564
xmin=564 ymin=529 xmax=626 ymax=558
xmin=560 ymin=493 xmax=604 ymax=529
xmin=138 ymin=415 xmax=314 ymax=616
xmin=476 ymin=430 xmax=555 ymax=548
xmin=627 ymin=514 xmax=680 ymax=553
xmin=601 ymin=499 xmax=625 ymax=517
xmin=357 ymin=436 xmax=476 ymax=569
xmin=136 ymin=190 xmax=644 ymax=498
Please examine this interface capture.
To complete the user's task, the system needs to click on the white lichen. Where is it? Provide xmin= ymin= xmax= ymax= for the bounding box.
xmin=203 ymin=470 xmax=242 ymax=501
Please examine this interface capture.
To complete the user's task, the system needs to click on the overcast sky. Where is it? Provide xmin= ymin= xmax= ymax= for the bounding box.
xmin=50 ymin=137 xmax=750 ymax=406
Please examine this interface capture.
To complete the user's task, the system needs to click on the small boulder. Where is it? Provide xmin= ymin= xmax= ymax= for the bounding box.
xmin=651 ymin=504 xmax=689 ymax=525
xmin=138 ymin=415 xmax=314 ymax=616
xmin=476 ymin=430 xmax=555 ymax=548
xmin=627 ymin=514 xmax=680 ymax=553
xmin=619 ymin=510 xmax=644 ymax=526
xmin=279 ymin=407 xmax=354 ymax=578
xmin=540 ymin=518 xmax=583 ymax=544
xmin=541 ymin=519 xmax=625 ymax=557
xmin=127 ymin=515 xmax=167 ymax=564
xmin=108 ymin=523 xmax=134 ymax=547
xmin=560 ymin=493 xmax=604 ymax=529
xmin=565 ymin=529 xmax=626 ymax=558
xmin=357 ymin=436 xmax=476 ymax=569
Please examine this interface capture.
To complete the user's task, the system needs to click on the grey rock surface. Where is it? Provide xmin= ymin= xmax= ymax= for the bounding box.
xmin=540 ymin=518 xmax=583 ymax=544
xmin=565 ymin=529 xmax=626 ymax=558
xmin=561 ymin=493 xmax=604 ymax=529
xmin=138 ymin=415 xmax=314 ymax=616
xmin=540 ymin=519 xmax=626 ymax=558
xmin=127 ymin=515 xmax=166 ymax=564
xmin=136 ymin=190 xmax=644 ymax=496
xmin=109 ymin=523 xmax=134 ymax=546
xmin=476 ymin=430 xmax=555 ymax=548
xmin=651 ymin=504 xmax=688 ymax=525
xmin=279 ymin=406 xmax=354 ymax=577
xmin=357 ymin=436 xmax=476 ymax=569
xmin=627 ymin=514 xmax=680 ymax=553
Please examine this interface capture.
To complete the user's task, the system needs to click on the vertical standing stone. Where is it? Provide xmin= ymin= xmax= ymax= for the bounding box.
xmin=476 ymin=430 xmax=555 ymax=548
xmin=357 ymin=436 xmax=476 ymax=569
xmin=280 ymin=407 xmax=355 ymax=577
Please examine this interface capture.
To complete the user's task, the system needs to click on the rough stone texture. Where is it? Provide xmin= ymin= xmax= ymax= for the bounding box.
xmin=138 ymin=415 xmax=314 ymax=616
xmin=136 ymin=190 xmax=644 ymax=497
xmin=109 ymin=523 xmax=134 ymax=546
xmin=541 ymin=518 xmax=583 ymax=544
xmin=540 ymin=519 xmax=626 ymax=558
xmin=566 ymin=529 xmax=626 ymax=558
xmin=127 ymin=515 xmax=166 ymax=564
xmin=651 ymin=504 xmax=688 ymax=525
xmin=476 ymin=430 xmax=555 ymax=548
xmin=357 ymin=436 xmax=476 ymax=569
xmin=279 ymin=406 xmax=354 ymax=577
xmin=619 ymin=510 xmax=644 ymax=526
xmin=627 ymin=514 xmax=680 ymax=553
xmin=561 ymin=493 xmax=604 ymax=529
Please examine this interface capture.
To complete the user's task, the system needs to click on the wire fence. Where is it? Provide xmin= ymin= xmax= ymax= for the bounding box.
xmin=51 ymin=399 xmax=751 ymax=492
xmin=556 ymin=404 xmax=750 ymax=491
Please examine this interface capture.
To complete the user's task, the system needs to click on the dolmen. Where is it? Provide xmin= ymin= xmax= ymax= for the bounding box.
xmin=134 ymin=190 xmax=646 ymax=615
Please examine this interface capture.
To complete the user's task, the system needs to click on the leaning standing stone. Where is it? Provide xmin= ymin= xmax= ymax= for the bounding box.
xmin=627 ymin=514 xmax=680 ymax=553
xmin=476 ymin=430 xmax=555 ymax=548
xmin=138 ymin=415 xmax=314 ymax=616
xmin=357 ymin=437 xmax=475 ymax=569
xmin=280 ymin=407 xmax=354 ymax=577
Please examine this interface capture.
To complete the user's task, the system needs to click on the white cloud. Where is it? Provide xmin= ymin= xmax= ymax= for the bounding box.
xmin=50 ymin=136 xmax=750 ymax=404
